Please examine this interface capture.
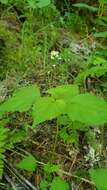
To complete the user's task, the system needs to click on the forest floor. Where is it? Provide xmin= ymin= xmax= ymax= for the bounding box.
xmin=0 ymin=1 xmax=107 ymax=190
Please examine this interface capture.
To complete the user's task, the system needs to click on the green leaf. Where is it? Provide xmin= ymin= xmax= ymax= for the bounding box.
xmin=72 ymin=3 xmax=98 ymax=12
xmin=93 ymin=56 xmax=107 ymax=65
xmin=27 ymin=0 xmax=51 ymax=8
xmin=36 ymin=0 xmax=51 ymax=8
xmin=59 ymin=128 xmax=70 ymax=143
xmin=40 ymin=179 xmax=50 ymax=190
xmin=67 ymin=93 xmax=107 ymax=125
xmin=75 ymin=64 xmax=107 ymax=85
xmin=94 ymin=31 xmax=107 ymax=38
xmin=57 ymin=115 xmax=70 ymax=126
xmin=16 ymin=154 xmax=37 ymax=172
xmin=47 ymin=85 xmax=79 ymax=102
xmin=10 ymin=129 xmax=27 ymax=145
xmin=0 ymin=0 xmax=8 ymax=4
xmin=27 ymin=0 xmax=37 ymax=8
xmin=0 ymin=85 xmax=40 ymax=117
xmin=98 ymin=0 xmax=107 ymax=5
xmin=50 ymin=177 xmax=69 ymax=190
xmin=44 ymin=163 xmax=60 ymax=174
xmin=89 ymin=168 xmax=107 ymax=190
xmin=32 ymin=97 xmax=66 ymax=127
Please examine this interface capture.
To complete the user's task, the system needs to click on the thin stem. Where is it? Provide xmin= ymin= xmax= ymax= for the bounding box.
xmin=51 ymin=121 xmax=59 ymax=162
xmin=60 ymin=170 xmax=95 ymax=186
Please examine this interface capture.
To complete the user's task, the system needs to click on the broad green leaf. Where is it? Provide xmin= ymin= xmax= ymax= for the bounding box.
xmin=94 ymin=31 xmax=107 ymax=38
xmin=50 ymin=177 xmax=69 ymax=190
xmin=67 ymin=93 xmax=107 ymax=125
xmin=36 ymin=0 xmax=51 ymax=8
xmin=72 ymin=3 xmax=98 ymax=12
xmin=47 ymin=85 xmax=79 ymax=102
xmin=0 ymin=85 xmax=40 ymax=117
xmin=32 ymin=97 xmax=66 ymax=127
xmin=89 ymin=168 xmax=107 ymax=190
xmin=16 ymin=154 xmax=37 ymax=172
xmin=44 ymin=163 xmax=60 ymax=174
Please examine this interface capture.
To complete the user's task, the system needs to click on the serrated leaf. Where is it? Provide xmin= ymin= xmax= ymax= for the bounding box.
xmin=67 ymin=93 xmax=107 ymax=125
xmin=16 ymin=154 xmax=37 ymax=172
xmin=50 ymin=177 xmax=69 ymax=190
xmin=0 ymin=85 xmax=40 ymax=117
xmin=47 ymin=85 xmax=79 ymax=102
xmin=32 ymin=97 xmax=66 ymax=127
xmin=89 ymin=168 xmax=107 ymax=190
xmin=72 ymin=3 xmax=98 ymax=12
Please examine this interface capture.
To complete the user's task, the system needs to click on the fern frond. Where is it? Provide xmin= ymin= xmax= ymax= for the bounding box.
xmin=74 ymin=64 xmax=107 ymax=85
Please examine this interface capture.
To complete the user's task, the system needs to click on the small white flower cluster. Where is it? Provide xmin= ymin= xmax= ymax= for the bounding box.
xmin=50 ymin=50 xmax=61 ymax=60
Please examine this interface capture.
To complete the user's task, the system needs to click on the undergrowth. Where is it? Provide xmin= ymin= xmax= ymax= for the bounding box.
xmin=0 ymin=0 xmax=107 ymax=190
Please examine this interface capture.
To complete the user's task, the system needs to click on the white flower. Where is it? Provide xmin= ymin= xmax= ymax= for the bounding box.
xmin=50 ymin=50 xmax=61 ymax=60
xmin=52 ymin=64 xmax=56 ymax=67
